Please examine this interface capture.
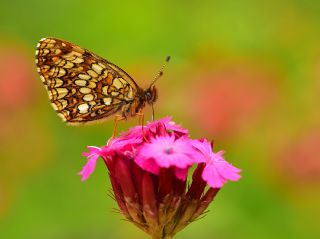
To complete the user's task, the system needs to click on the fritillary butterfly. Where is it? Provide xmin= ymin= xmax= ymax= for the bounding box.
xmin=35 ymin=38 xmax=166 ymax=124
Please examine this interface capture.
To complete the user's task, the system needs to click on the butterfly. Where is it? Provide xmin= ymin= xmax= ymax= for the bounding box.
xmin=35 ymin=37 xmax=168 ymax=125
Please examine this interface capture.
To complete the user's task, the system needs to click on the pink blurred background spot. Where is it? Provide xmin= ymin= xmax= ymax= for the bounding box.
xmin=279 ymin=128 xmax=320 ymax=183
xmin=187 ymin=62 xmax=278 ymax=139
xmin=0 ymin=46 xmax=35 ymax=110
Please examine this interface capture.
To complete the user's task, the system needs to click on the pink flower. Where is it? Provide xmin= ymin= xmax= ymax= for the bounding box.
xmin=79 ymin=117 xmax=241 ymax=238
xmin=192 ymin=139 xmax=241 ymax=188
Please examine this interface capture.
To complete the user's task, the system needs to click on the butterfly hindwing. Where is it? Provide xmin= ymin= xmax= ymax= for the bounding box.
xmin=35 ymin=37 xmax=139 ymax=124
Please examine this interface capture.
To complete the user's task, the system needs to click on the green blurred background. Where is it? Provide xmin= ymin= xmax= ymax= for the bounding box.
xmin=1 ymin=0 xmax=320 ymax=238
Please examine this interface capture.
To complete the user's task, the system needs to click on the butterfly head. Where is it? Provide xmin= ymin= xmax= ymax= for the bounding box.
xmin=144 ymin=85 xmax=158 ymax=105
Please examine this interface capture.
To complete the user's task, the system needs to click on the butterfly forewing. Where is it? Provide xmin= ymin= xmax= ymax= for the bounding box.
xmin=35 ymin=37 xmax=139 ymax=124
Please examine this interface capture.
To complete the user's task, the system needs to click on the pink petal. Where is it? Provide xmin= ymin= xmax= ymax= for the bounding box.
xmin=212 ymin=152 xmax=241 ymax=181
xmin=79 ymin=146 xmax=102 ymax=181
xmin=217 ymin=162 xmax=241 ymax=181
xmin=168 ymin=120 xmax=189 ymax=134
xmin=137 ymin=136 xmax=196 ymax=169
xmin=190 ymin=139 xmax=212 ymax=163
xmin=100 ymin=136 xmax=141 ymax=158
xmin=192 ymin=140 xmax=241 ymax=188
xmin=120 ymin=126 xmax=145 ymax=142
xmin=78 ymin=157 xmax=98 ymax=181
xmin=174 ymin=167 xmax=189 ymax=180
xmin=146 ymin=116 xmax=172 ymax=132
xmin=202 ymin=164 xmax=227 ymax=188
xmin=155 ymin=154 xmax=193 ymax=168
xmin=202 ymin=156 xmax=241 ymax=188
xmin=146 ymin=116 xmax=189 ymax=135
xmin=82 ymin=146 xmax=102 ymax=157
xmin=135 ymin=155 xmax=160 ymax=175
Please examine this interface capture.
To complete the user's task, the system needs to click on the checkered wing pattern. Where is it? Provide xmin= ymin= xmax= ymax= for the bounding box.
xmin=35 ymin=37 xmax=139 ymax=124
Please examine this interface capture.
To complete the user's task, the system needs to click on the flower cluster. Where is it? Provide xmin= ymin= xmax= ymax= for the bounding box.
xmin=80 ymin=117 xmax=241 ymax=239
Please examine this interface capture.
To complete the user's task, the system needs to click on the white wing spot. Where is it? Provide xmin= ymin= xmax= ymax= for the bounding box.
xmin=102 ymin=86 xmax=109 ymax=95
xmin=78 ymin=74 xmax=91 ymax=80
xmin=78 ymin=103 xmax=89 ymax=113
xmin=72 ymin=57 xmax=84 ymax=63
xmin=87 ymin=70 xmax=98 ymax=78
xmin=75 ymin=80 xmax=87 ymax=87
xmin=92 ymin=63 xmax=104 ymax=74
xmin=55 ymin=88 xmax=69 ymax=99
xmin=103 ymin=98 xmax=112 ymax=105
xmin=52 ymin=78 xmax=63 ymax=87
xmin=51 ymin=103 xmax=58 ymax=111
xmin=83 ymin=94 xmax=94 ymax=101
xmin=87 ymin=81 xmax=96 ymax=89
xmin=56 ymin=68 xmax=66 ymax=77
xmin=63 ymin=61 xmax=74 ymax=69
xmin=57 ymin=113 xmax=67 ymax=121
xmin=113 ymin=78 xmax=123 ymax=89
xmin=79 ymin=87 xmax=91 ymax=94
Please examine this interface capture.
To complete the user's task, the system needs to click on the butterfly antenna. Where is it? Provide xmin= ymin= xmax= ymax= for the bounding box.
xmin=150 ymin=56 xmax=171 ymax=87
xmin=151 ymin=103 xmax=155 ymax=121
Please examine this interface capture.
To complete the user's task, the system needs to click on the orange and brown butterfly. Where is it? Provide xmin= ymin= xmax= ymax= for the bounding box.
xmin=35 ymin=37 xmax=168 ymax=125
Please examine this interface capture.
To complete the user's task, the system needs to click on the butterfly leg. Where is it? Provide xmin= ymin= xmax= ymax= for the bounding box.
xmin=136 ymin=112 xmax=147 ymax=140
xmin=110 ymin=105 xmax=130 ymax=139
xmin=111 ymin=115 xmax=125 ymax=139
xmin=136 ymin=112 xmax=145 ymax=127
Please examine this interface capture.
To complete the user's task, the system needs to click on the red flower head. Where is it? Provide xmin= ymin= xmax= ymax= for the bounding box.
xmin=79 ymin=117 xmax=241 ymax=239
